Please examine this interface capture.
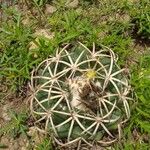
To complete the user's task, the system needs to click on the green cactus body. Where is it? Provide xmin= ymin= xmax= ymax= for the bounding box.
xmin=30 ymin=42 xmax=133 ymax=147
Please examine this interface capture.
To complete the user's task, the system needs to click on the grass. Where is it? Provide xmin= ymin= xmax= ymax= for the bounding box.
xmin=0 ymin=0 xmax=150 ymax=149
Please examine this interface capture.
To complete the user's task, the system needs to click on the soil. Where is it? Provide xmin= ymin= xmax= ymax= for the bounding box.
xmin=0 ymin=90 xmax=28 ymax=149
xmin=0 ymin=0 xmax=149 ymax=149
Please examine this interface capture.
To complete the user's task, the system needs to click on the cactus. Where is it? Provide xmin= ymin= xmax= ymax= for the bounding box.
xmin=30 ymin=42 xmax=133 ymax=148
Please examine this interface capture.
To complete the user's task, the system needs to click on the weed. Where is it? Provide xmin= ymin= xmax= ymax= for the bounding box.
xmin=0 ymin=111 xmax=28 ymax=138
xmin=114 ymin=139 xmax=150 ymax=150
xmin=36 ymin=138 xmax=53 ymax=150
xmin=130 ymin=0 xmax=150 ymax=40
xmin=116 ymin=52 xmax=150 ymax=149
xmin=0 ymin=7 xmax=37 ymax=91
xmin=48 ymin=9 xmax=96 ymax=44
xmin=106 ymin=38 xmax=131 ymax=65
xmin=131 ymin=53 xmax=150 ymax=133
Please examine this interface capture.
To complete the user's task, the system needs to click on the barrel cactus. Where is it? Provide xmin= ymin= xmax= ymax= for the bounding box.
xmin=30 ymin=42 xmax=133 ymax=148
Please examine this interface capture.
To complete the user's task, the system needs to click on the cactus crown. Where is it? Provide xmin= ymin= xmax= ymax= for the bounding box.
xmin=30 ymin=42 xmax=133 ymax=148
xmin=85 ymin=69 xmax=97 ymax=79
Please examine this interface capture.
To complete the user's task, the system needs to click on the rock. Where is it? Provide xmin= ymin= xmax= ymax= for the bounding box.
xmin=0 ymin=133 xmax=30 ymax=150
xmin=11 ymin=142 xmax=19 ymax=150
xmin=34 ymin=29 xmax=54 ymax=40
xmin=22 ymin=17 xmax=30 ymax=26
xmin=45 ymin=4 xmax=57 ymax=15
xmin=2 ymin=105 xmax=11 ymax=122
xmin=66 ymin=0 xmax=79 ymax=8
xmin=28 ymin=41 xmax=38 ymax=51
xmin=29 ymin=29 xmax=54 ymax=53
xmin=27 ymin=126 xmax=45 ymax=146
xmin=0 ymin=136 xmax=9 ymax=144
